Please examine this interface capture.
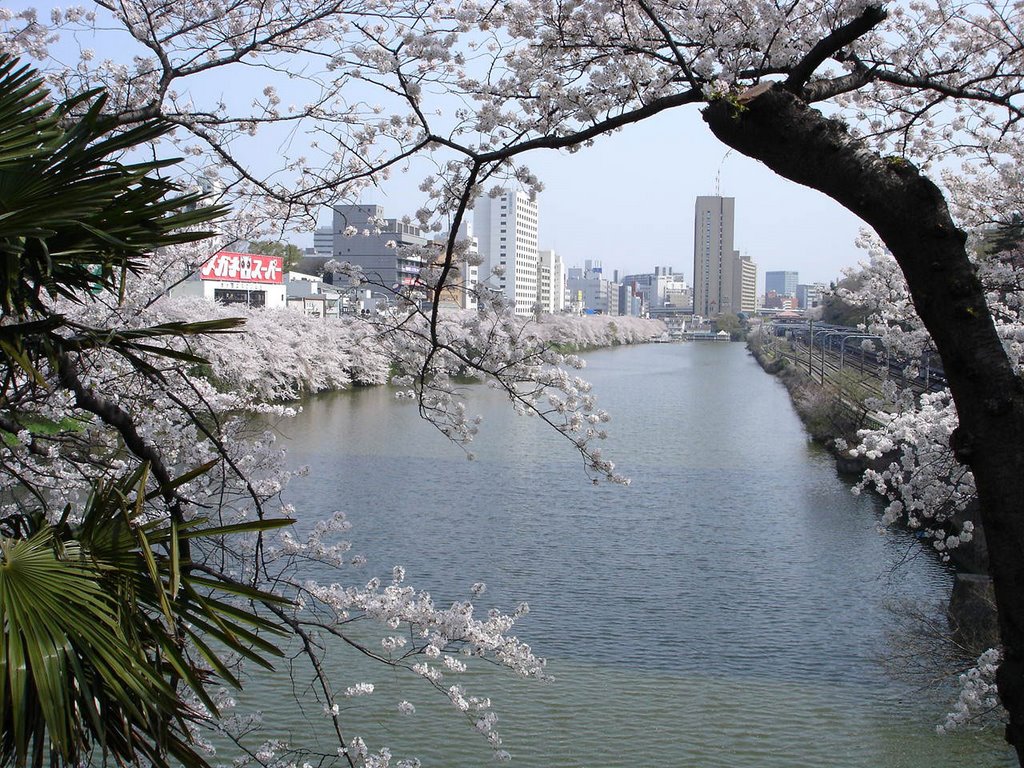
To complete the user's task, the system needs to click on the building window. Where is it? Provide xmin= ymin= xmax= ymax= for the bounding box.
xmin=215 ymin=288 xmax=266 ymax=307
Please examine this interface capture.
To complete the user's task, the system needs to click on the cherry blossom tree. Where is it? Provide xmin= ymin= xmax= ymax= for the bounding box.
xmin=0 ymin=53 xmax=635 ymax=768
xmin=5 ymin=0 xmax=1024 ymax=761
xmin=834 ymin=229 xmax=1019 ymax=550
xmin=831 ymin=223 xmax=1024 ymax=732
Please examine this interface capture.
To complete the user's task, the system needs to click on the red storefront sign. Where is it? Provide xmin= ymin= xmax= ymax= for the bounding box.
xmin=199 ymin=251 xmax=284 ymax=284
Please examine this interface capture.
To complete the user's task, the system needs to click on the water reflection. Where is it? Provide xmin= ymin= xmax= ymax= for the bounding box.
xmin=260 ymin=343 xmax=1012 ymax=767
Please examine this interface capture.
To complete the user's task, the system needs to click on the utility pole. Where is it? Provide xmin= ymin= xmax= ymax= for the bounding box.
xmin=808 ymin=318 xmax=813 ymax=375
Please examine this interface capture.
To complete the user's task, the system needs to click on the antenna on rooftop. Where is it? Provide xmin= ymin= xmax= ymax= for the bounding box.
xmin=716 ymin=150 xmax=733 ymax=196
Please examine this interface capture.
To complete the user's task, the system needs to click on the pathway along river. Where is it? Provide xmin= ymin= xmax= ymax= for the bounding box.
xmin=262 ymin=342 xmax=1014 ymax=766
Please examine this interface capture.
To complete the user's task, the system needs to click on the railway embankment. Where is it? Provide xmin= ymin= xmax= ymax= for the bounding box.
xmin=748 ymin=333 xmax=997 ymax=652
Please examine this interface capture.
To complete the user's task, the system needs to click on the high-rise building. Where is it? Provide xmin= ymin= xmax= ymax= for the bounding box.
xmin=765 ymin=270 xmax=799 ymax=297
xmin=474 ymin=189 xmax=540 ymax=315
xmin=796 ymin=282 xmax=826 ymax=310
xmin=330 ymin=204 xmax=427 ymax=296
xmin=537 ymin=249 xmax=565 ymax=314
xmin=693 ymin=196 xmax=755 ymax=317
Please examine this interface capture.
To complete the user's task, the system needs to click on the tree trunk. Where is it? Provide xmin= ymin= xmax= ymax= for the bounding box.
xmin=703 ymin=86 xmax=1024 ymax=762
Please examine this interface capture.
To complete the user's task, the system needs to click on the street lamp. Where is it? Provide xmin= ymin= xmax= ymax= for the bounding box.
xmin=807 ymin=318 xmax=814 ymax=375
xmin=813 ymin=328 xmax=839 ymax=384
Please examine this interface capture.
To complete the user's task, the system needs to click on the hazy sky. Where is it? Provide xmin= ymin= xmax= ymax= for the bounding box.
xmin=356 ymin=106 xmax=869 ymax=292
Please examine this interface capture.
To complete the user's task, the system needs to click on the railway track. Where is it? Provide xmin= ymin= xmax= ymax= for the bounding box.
xmin=760 ymin=337 xmax=945 ymax=432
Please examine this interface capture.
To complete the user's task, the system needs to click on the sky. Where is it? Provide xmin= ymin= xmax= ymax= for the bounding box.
xmin=25 ymin=1 xmax=870 ymax=294
xmin=355 ymin=105 xmax=868 ymax=293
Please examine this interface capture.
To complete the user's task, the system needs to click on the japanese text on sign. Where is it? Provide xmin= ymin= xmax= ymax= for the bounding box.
xmin=199 ymin=251 xmax=284 ymax=284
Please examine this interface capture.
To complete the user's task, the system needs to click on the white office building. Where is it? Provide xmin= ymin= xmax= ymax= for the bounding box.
xmin=474 ymin=189 xmax=540 ymax=315
xmin=537 ymin=249 xmax=565 ymax=314
xmin=734 ymin=254 xmax=758 ymax=315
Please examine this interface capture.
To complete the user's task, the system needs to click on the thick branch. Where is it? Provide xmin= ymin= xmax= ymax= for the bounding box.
xmin=703 ymin=85 xmax=1024 ymax=759
xmin=55 ymin=352 xmax=197 ymax=662
xmin=55 ymin=356 xmax=195 ymax=538
xmin=784 ymin=5 xmax=887 ymax=94
xmin=471 ymin=88 xmax=703 ymax=163
xmin=802 ymin=70 xmax=874 ymax=102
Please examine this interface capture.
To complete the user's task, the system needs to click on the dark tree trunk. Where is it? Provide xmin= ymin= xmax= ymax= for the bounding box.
xmin=703 ymin=86 xmax=1024 ymax=762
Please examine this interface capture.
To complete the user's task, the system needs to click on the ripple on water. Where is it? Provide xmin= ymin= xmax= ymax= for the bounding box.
xmin=265 ymin=343 xmax=1013 ymax=767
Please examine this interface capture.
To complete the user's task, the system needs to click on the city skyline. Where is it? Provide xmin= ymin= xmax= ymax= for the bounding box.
xmin=34 ymin=4 xmax=876 ymax=291
xmin=316 ymin=196 xmax=828 ymax=317
xmin=338 ymin=109 xmax=865 ymax=292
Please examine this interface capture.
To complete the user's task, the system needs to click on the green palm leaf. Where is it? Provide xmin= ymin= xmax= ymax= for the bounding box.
xmin=0 ymin=52 xmax=232 ymax=397
xmin=0 ymin=530 xmax=179 ymax=768
xmin=0 ymin=55 xmax=294 ymax=768
xmin=0 ymin=463 xmax=292 ymax=768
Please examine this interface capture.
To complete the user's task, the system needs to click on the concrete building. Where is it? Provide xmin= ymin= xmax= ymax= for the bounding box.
xmin=693 ymin=196 xmax=757 ymax=317
xmin=693 ymin=196 xmax=737 ymax=316
xmin=171 ymin=250 xmax=287 ymax=308
xmin=663 ymin=277 xmax=693 ymax=311
xmin=286 ymin=271 xmax=345 ymax=317
xmin=329 ymin=204 xmax=428 ymax=299
xmin=796 ymin=282 xmax=826 ymax=310
xmin=763 ymin=291 xmax=796 ymax=310
xmin=537 ymin=249 xmax=565 ymax=314
xmin=313 ymin=226 xmax=334 ymax=257
xmin=566 ymin=260 xmax=619 ymax=315
xmin=621 ymin=266 xmax=692 ymax=317
xmin=734 ymin=254 xmax=758 ymax=314
xmin=618 ymin=281 xmax=644 ymax=316
xmin=474 ymin=189 xmax=540 ymax=315
xmin=432 ymin=219 xmax=480 ymax=311
xmin=765 ymin=270 xmax=799 ymax=297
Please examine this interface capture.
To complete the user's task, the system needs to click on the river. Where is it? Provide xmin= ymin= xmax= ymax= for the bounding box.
xmin=257 ymin=342 xmax=1013 ymax=767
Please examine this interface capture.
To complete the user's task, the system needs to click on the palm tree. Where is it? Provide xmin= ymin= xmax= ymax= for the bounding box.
xmin=0 ymin=56 xmax=290 ymax=768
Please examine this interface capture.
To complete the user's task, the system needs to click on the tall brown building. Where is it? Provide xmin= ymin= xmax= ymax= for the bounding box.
xmin=693 ymin=196 xmax=757 ymax=316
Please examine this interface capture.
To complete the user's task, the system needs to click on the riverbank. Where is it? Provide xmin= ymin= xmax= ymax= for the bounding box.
xmin=746 ymin=334 xmax=998 ymax=653
xmin=747 ymin=335 xmax=868 ymax=455
xmin=149 ymin=294 xmax=665 ymax=401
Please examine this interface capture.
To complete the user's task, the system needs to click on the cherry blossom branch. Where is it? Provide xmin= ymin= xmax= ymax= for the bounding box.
xmin=784 ymin=5 xmax=887 ymax=93
xmin=634 ymin=0 xmax=700 ymax=91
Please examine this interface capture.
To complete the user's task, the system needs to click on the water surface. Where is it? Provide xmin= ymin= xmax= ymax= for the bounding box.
xmin=255 ymin=342 xmax=1011 ymax=767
